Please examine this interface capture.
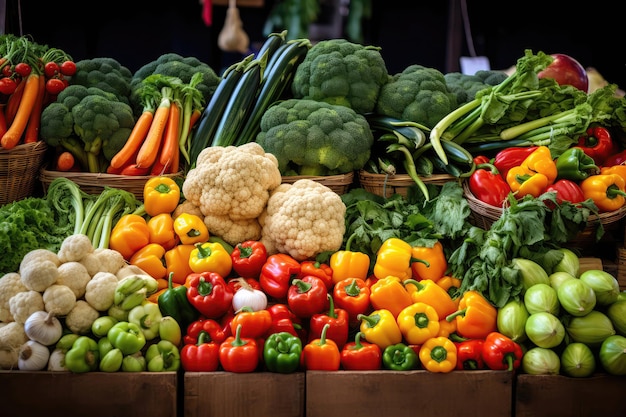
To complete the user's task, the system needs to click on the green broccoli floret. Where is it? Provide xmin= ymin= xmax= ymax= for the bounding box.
xmin=375 ymin=64 xmax=458 ymax=129
xmin=130 ymin=53 xmax=220 ymax=116
xmin=256 ymin=98 xmax=374 ymax=176
xmin=70 ymin=57 xmax=133 ymax=105
xmin=291 ymin=39 xmax=389 ymax=115
xmin=444 ymin=69 xmax=509 ymax=106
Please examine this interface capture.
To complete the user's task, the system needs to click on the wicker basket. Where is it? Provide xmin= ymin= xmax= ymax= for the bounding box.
xmin=39 ymin=169 xmax=184 ymax=201
xmin=1 ymin=141 xmax=48 ymax=205
xmin=281 ymin=171 xmax=354 ymax=195
xmin=358 ymin=169 xmax=456 ymax=198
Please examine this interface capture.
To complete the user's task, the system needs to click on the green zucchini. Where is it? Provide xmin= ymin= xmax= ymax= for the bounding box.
xmin=366 ymin=114 xmax=427 ymax=149
xmin=256 ymin=30 xmax=287 ymax=62
xmin=440 ymin=138 xmax=475 ymax=165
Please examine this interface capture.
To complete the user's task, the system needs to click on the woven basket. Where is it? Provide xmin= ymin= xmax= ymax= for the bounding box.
xmin=358 ymin=169 xmax=456 ymax=198
xmin=40 ymin=169 xmax=184 ymax=201
xmin=616 ymin=247 xmax=626 ymax=290
xmin=1 ymin=141 xmax=48 ymax=205
xmin=281 ymin=171 xmax=354 ymax=195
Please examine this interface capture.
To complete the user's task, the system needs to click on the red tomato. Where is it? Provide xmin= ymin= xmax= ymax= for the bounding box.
xmin=13 ymin=62 xmax=31 ymax=78
xmin=44 ymin=61 xmax=59 ymax=78
xmin=2 ymin=65 xmax=12 ymax=77
xmin=60 ymin=60 xmax=77 ymax=76
xmin=46 ymin=78 xmax=66 ymax=95
xmin=0 ymin=77 xmax=17 ymax=95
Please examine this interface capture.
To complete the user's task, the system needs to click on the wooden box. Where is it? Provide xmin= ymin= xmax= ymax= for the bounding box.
xmin=515 ymin=373 xmax=626 ymax=417
xmin=184 ymin=372 xmax=305 ymax=417
xmin=0 ymin=371 xmax=178 ymax=417
xmin=305 ymin=370 xmax=514 ymax=417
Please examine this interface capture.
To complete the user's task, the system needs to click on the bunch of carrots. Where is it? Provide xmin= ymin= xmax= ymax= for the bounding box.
xmin=107 ymin=73 xmax=205 ymax=176
xmin=0 ymin=35 xmax=74 ymax=151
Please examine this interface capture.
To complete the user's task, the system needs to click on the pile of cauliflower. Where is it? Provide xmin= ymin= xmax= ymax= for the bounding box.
xmin=0 ymin=234 xmax=150 ymax=369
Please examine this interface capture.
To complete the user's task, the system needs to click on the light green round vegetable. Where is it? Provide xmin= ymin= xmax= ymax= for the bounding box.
xmin=525 ymin=311 xmax=565 ymax=349
xmin=578 ymin=270 xmax=620 ymax=306
xmin=549 ymin=271 xmax=576 ymax=291
xmin=557 ymin=278 xmax=596 ymax=317
xmin=599 ymin=335 xmax=626 ymax=375
xmin=564 ymin=310 xmax=616 ymax=347
xmin=552 ymin=248 xmax=580 ymax=277
xmin=606 ymin=300 xmax=626 ymax=336
xmin=560 ymin=342 xmax=596 ymax=377
xmin=522 ymin=346 xmax=560 ymax=375
xmin=524 ymin=283 xmax=560 ymax=315
xmin=497 ymin=299 xmax=529 ymax=343
xmin=513 ymin=258 xmax=550 ymax=293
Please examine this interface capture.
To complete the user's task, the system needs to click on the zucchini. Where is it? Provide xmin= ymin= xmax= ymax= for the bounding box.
xmin=256 ymin=30 xmax=287 ymax=62
xmin=440 ymin=138 xmax=475 ymax=165
xmin=366 ymin=114 xmax=427 ymax=149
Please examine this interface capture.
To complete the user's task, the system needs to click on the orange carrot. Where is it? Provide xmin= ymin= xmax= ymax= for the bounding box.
xmin=150 ymin=158 xmax=167 ymax=176
xmin=188 ymin=108 xmax=202 ymax=131
xmin=1 ymin=74 xmax=40 ymax=150
xmin=135 ymin=92 xmax=171 ymax=169
xmin=170 ymin=139 xmax=180 ymax=173
xmin=56 ymin=151 xmax=75 ymax=171
xmin=158 ymin=99 xmax=181 ymax=171
xmin=109 ymin=109 xmax=154 ymax=169
xmin=4 ymin=78 xmax=25 ymax=127
xmin=23 ymin=73 xmax=46 ymax=143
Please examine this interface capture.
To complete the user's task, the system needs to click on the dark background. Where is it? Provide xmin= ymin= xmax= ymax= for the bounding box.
xmin=3 ymin=0 xmax=625 ymax=87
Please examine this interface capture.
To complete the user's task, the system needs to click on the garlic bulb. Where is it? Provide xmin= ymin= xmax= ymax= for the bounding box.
xmin=24 ymin=310 xmax=63 ymax=346
xmin=18 ymin=340 xmax=50 ymax=371
xmin=232 ymin=278 xmax=268 ymax=312
xmin=218 ymin=0 xmax=250 ymax=53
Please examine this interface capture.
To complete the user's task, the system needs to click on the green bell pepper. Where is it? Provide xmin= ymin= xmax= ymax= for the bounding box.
xmin=98 ymin=337 xmax=115 ymax=359
xmin=128 ymin=300 xmax=163 ymax=340
xmin=382 ymin=342 xmax=419 ymax=371
xmin=65 ymin=336 xmax=100 ymax=373
xmin=555 ymin=147 xmax=599 ymax=181
xmin=107 ymin=321 xmax=147 ymax=355
xmin=263 ymin=332 xmax=303 ymax=373
xmin=145 ymin=340 xmax=181 ymax=372
xmin=99 ymin=348 xmax=123 ymax=372
xmin=158 ymin=272 xmax=199 ymax=330
xmin=122 ymin=352 xmax=147 ymax=372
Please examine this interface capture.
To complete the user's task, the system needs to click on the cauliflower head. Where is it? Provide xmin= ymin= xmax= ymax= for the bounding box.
xmin=256 ymin=98 xmax=374 ymax=176
xmin=291 ymin=38 xmax=389 ymax=114
xmin=182 ymin=142 xmax=282 ymax=222
xmin=375 ymin=64 xmax=458 ymax=129
xmin=260 ymin=180 xmax=346 ymax=261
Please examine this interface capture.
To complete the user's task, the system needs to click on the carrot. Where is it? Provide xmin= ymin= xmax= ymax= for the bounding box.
xmin=158 ymin=99 xmax=181 ymax=171
xmin=56 ymin=151 xmax=75 ymax=171
xmin=4 ymin=77 xmax=25 ymax=127
xmin=1 ymin=73 xmax=40 ymax=150
xmin=170 ymin=138 xmax=180 ymax=173
xmin=109 ymin=109 xmax=154 ymax=169
xmin=23 ymin=73 xmax=46 ymax=144
xmin=135 ymin=89 xmax=172 ymax=169
xmin=188 ymin=108 xmax=202 ymax=131
xmin=150 ymin=158 xmax=167 ymax=176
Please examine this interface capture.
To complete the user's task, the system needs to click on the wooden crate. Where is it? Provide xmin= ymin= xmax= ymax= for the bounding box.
xmin=184 ymin=372 xmax=305 ymax=417
xmin=306 ymin=370 xmax=514 ymax=417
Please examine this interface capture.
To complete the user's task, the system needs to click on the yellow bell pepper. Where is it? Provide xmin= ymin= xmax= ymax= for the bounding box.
xmin=396 ymin=302 xmax=440 ymax=345
xmin=164 ymin=244 xmax=196 ymax=285
xmin=418 ymin=336 xmax=457 ymax=373
xmin=506 ymin=145 xmax=557 ymax=198
xmin=600 ymin=165 xmax=626 ymax=183
xmin=143 ymin=176 xmax=180 ymax=217
xmin=373 ymin=238 xmax=413 ymax=281
xmin=357 ymin=308 xmax=403 ymax=350
xmin=173 ymin=212 xmax=209 ymax=245
xmin=580 ymin=173 xmax=626 ymax=212
xmin=130 ymin=243 xmax=168 ymax=280
xmin=403 ymin=278 xmax=458 ymax=319
xmin=189 ymin=241 xmax=233 ymax=278
xmin=330 ymin=248 xmax=370 ymax=284
xmin=109 ymin=214 xmax=151 ymax=260
xmin=147 ymin=213 xmax=179 ymax=251
xmin=410 ymin=241 xmax=447 ymax=282
xmin=369 ymin=275 xmax=413 ymax=318
xmin=436 ymin=317 xmax=457 ymax=338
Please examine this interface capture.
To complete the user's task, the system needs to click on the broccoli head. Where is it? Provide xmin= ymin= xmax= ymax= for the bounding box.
xmin=130 ymin=53 xmax=220 ymax=115
xmin=444 ymin=69 xmax=509 ymax=106
xmin=375 ymin=64 xmax=458 ymax=129
xmin=70 ymin=57 xmax=133 ymax=105
xmin=256 ymin=98 xmax=374 ymax=176
xmin=291 ymin=39 xmax=389 ymax=115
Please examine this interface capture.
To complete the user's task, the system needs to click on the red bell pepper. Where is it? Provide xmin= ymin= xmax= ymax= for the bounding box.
xmin=259 ymin=253 xmax=301 ymax=300
xmin=544 ymin=179 xmax=586 ymax=206
xmin=287 ymin=275 xmax=329 ymax=319
xmin=302 ymin=323 xmax=341 ymax=371
xmin=230 ymin=240 xmax=268 ymax=279
xmin=454 ymin=338 xmax=485 ymax=370
xmin=266 ymin=303 xmax=306 ymax=341
xmin=468 ymin=163 xmax=511 ymax=207
xmin=603 ymin=148 xmax=626 ymax=167
xmin=183 ymin=318 xmax=227 ymax=346
xmin=493 ymin=146 xmax=538 ymax=180
xmin=308 ymin=294 xmax=350 ymax=349
xmin=186 ymin=272 xmax=234 ymax=319
xmin=227 ymin=277 xmax=262 ymax=293
xmin=180 ymin=331 xmax=220 ymax=372
xmin=219 ymin=324 xmax=259 ymax=373
xmin=229 ymin=307 xmax=272 ymax=339
xmin=577 ymin=125 xmax=615 ymax=165
xmin=481 ymin=331 xmax=523 ymax=371
xmin=340 ymin=331 xmax=382 ymax=370
xmin=298 ymin=260 xmax=334 ymax=290
xmin=473 ymin=155 xmax=491 ymax=165
xmin=332 ymin=277 xmax=371 ymax=327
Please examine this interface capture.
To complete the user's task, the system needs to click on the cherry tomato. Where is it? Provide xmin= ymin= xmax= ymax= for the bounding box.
xmin=44 ymin=61 xmax=59 ymax=78
xmin=0 ymin=77 xmax=17 ymax=95
xmin=46 ymin=78 xmax=66 ymax=95
xmin=14 ymin=62 xmax=31 ymax=78
xmin=2 ymin=65 xmax=12 ymax=77
xmin=59 ymin=60 xmax=77 ymax=76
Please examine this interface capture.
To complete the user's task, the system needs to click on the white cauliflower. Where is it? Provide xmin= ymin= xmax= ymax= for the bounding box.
xmin=84 ymin=271 xmax=119 ymax=311
xmin=0 ymin=273 xmax=27 ymax=323
xmin=9 ymin=290 xmax=45 ymax=324
xmin=182 ymin=142 xmax=282 ymax=245
xmin=57 ymin=233 xmax=94 ymax=263
xmin=42 ymin=284 xmax=77 ymax=316
xmin=260 ymin=179 xmax=346 ymax=261
xmin=55 ymin=261 xmax=91 ymax=299
xmin=19 ymin=249 xmax=60 ymax=292
xmin=79 ymin=248 xmax=127 ymax=276
xmin=0 ymin=322 xmax=28 ymax=369
xmin=65 ymin=300 xmax=100 ymax=335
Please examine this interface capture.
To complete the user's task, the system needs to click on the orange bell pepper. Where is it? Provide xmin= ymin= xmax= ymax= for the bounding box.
xmin=229 ymin=307 xmax=272 ymax=339
xmin=373 ymin=238 xmax=413 ymax=281
xmin=410 ymin=241 xmax=447 ymax=282
xmin=143 ymin=176 xmax=181 ymax=217
xmin=302 ymin=323 xmax=341 ymax=371
xmin=445 ymin=290 xmax=497 ymax=340
xmin=580 ymin=173 xmax=626 ymax=212
xmin=369 ymin=275 xmax=413 ymax=318
xmin=109 ymin=214 xmax=151 ymax=260
xmin=130 ymin=243 xmax=168 ymax=280
xmin=164 ymin=244 xmax=195 ymax=285
xmin=147 ymin=213 xmax=180 ymax=251
xmin=329 ymin=235 xmax=371 ymax=284
xmin=437 ymin=275 xmax=462 ymax=302
xmin=506 ymin=145 xmax=557 ymax=198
